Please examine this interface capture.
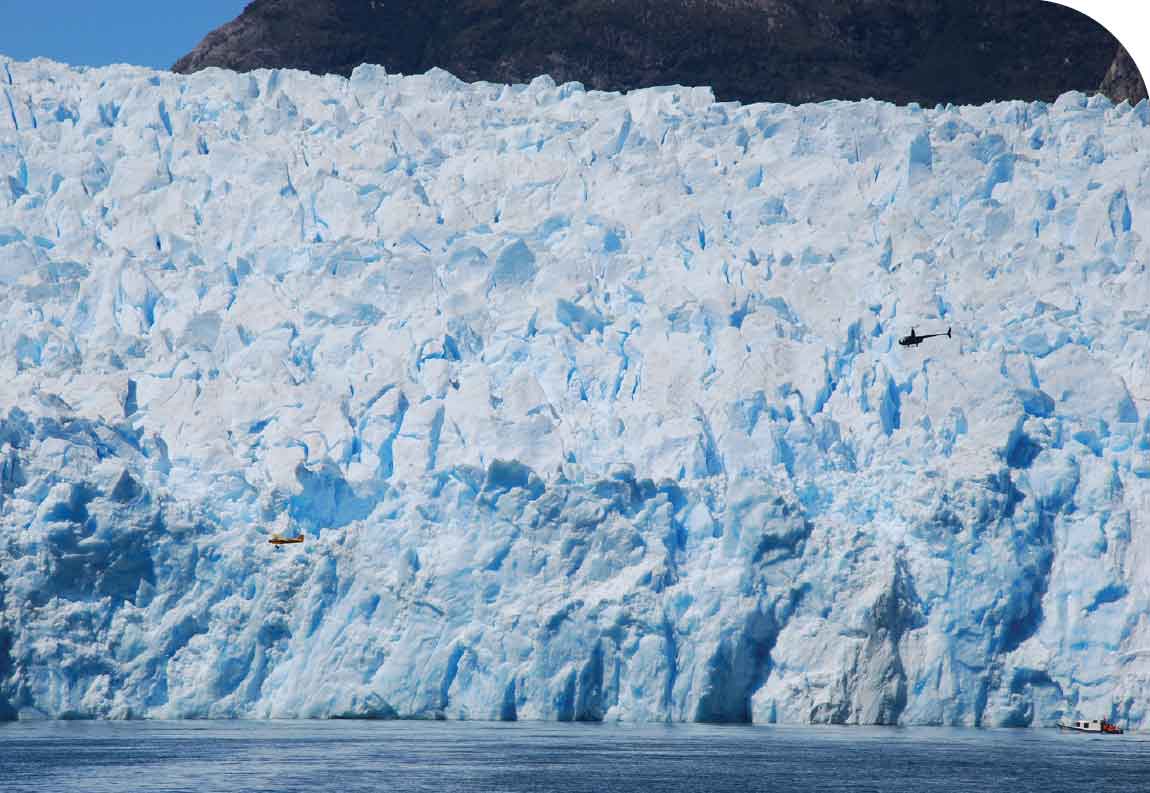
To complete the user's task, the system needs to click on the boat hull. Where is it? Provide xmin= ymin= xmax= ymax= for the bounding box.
xmin=1059 ymin=722 xmax=1124 ymax=735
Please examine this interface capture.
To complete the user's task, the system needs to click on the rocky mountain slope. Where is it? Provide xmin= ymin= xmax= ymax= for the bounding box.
xmin=172 ymin=0 xmax=1131 ymax=105
xmin=1101 ymin=45 xmax=1148 ymax=105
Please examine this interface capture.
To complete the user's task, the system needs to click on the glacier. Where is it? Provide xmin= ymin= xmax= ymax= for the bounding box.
xmin=1 ymin=56 xmax=1149 ymax=727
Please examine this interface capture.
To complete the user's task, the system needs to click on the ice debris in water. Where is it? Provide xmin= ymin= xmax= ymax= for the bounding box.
xmin=0 ymin=58 xmax=1149 ymax=726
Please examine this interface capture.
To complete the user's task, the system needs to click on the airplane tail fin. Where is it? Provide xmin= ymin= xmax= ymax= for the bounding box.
xmin=947 ymin=327 xmax=952 ymax=338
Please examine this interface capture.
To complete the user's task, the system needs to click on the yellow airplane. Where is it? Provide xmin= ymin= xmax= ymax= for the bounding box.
xmin=268 ymin=533 xmax=305 ymax=549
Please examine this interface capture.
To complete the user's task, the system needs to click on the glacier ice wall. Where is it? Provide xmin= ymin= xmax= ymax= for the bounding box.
xmin=1 ymin=56 xmax=1150 ymax=726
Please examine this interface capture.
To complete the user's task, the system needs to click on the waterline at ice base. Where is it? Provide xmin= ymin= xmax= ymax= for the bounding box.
xmin=1 ymin=57 xmax=1148 ymax=727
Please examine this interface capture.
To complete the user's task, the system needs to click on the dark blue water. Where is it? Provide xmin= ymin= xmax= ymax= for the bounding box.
xmin=2 ymin=721 xmax=1146 ymax=793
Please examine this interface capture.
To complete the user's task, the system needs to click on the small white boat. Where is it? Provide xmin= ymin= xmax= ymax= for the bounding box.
xmin=1059 ymin=718 xmax=1124 ymax=734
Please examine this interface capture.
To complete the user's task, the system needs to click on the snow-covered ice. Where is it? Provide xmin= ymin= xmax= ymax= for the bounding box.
xmin=1 ymin=56 xmax=1149 ymax=726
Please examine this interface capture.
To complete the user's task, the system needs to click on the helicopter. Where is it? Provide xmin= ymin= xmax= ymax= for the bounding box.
xmin=898 ymin=327 xmax=951 ymax=347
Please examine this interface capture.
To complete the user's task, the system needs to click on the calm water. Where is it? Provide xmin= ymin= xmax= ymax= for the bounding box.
xmin=1 ymin=720 xmax=1147 ymax=793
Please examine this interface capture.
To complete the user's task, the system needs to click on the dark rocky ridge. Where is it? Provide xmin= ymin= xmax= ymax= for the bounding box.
xmin=173 ymin=0 xmax=1138 ymax=106
xmin=1100 ymin=45 xmax=1148 ymax=104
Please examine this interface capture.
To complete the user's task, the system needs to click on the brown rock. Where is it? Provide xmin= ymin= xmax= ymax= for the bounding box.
xmin=1099 ymin=44 xmax=1148 ymax=104
xmin=173 ymin=0 xmax=1121 ymax=105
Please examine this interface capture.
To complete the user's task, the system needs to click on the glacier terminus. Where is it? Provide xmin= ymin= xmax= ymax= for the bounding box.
xmin=1 ymin=57 xmax=1149 ymax=727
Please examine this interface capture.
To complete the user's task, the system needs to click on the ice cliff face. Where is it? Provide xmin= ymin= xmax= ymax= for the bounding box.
xmin=1 ymin=57 xmax=1149 ymax=726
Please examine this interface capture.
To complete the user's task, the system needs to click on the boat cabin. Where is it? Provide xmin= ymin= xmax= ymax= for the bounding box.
xmin=1062 ymin=718 xmax=1123 ymax=734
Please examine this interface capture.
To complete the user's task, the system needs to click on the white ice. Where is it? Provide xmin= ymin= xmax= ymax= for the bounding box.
xmin=1 ymin=56 xmax=1149 ymax=726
